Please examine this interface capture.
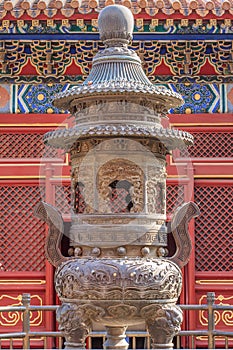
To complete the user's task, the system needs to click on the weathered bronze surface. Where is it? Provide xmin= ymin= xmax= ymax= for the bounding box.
xmin=35 ymin=5 xmax=199 ymax=349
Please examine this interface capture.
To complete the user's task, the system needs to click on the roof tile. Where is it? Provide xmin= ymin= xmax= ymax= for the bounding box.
xmin=0 ymin=0 xmax=232 ymax=18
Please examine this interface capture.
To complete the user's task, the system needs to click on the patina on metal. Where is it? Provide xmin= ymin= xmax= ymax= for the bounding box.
xmin=35 ymin=5 xmax=199 ymax=350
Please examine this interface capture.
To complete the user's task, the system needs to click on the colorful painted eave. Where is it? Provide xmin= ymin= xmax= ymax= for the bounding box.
xmin=0 ymin=1 xmax=233 ymax=85
xmin=0 ymin=0 xmax=232 ymax=19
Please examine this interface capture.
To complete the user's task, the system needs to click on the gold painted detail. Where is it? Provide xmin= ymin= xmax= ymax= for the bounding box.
xmin=196 ymin=280 xmax=233 ymax=285
xmin=197 ymin=336 xmax=233 ymax=341
xmin=0 ymin=176 xmax=46 ymax=179
xmin=0 ymin=295 xmax=43 ymax=327
xmin=194 ymin=175 xmax=233 ymax=178
xmin=0 ymin=280 xmax=46 ymax=285
xmin=199 ymin=295 xmax=233 ymax=327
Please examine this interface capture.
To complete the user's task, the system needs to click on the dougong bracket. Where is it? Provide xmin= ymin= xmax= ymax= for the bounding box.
xmin=170 ymin=202 xmax=200 ymax=268
xmin=34 ymin=201 xmax=68 ymax=267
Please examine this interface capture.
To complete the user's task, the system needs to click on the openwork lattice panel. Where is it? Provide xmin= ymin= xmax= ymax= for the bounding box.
xmin=166 ymin=185 xmax=185 ymax=218
xmin=195 ymin=186 xmax=233 ymax=271
xmin=55 ymin=185 xmax=71 ymax=215
xmin=0 ymin=185 xmax=46 ymax=271
xmin=180 ymin=132 xmax=233 ymax=158
xmin=0 ymin=132 xmax=59 ymax=158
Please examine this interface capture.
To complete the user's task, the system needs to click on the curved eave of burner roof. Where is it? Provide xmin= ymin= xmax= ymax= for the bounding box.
xmin=53 ymin=80 xmax=183 ymax=111
xmin=44 ymin=124 xmax=194 ymax=150
xmin=1 ymin=0 xmax=232 ymax=19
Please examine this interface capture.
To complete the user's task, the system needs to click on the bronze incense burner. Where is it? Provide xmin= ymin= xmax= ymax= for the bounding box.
xmin=35 ymin=5 xmax=199 ymax=349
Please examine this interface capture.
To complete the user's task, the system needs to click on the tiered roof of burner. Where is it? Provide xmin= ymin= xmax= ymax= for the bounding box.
xmin=53 ymin=5 xmax=182 ymax=111
xmin=45 ymin=5 xmax=193 ymax=150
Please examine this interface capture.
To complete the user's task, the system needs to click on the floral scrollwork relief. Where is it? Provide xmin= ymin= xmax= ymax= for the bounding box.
xmin=107 ymin=304 xmax=137 ymax=319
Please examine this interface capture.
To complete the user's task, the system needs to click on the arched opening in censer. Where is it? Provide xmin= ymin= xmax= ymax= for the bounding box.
xmin=97 ymin=158 xmax=144 ymax=214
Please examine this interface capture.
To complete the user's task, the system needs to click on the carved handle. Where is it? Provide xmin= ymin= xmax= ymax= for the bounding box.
xmin=169 ymin=202 xmax=200 ymax=268
xmin=34 ymin=201 xmax=68 ymax=267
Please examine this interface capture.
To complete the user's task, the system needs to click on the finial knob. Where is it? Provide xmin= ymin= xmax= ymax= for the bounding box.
xmin=98 ymin=5 xmax=134 ymax=46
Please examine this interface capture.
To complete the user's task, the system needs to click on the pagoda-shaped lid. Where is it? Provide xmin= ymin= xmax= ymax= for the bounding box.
xmin=53 ymin=5 xmax=183 ymax=111
xmin=45 ymin=5 xmax=194 ymax=150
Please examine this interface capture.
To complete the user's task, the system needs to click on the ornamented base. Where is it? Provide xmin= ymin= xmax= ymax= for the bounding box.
xmin=55 ymin=257 xmax=183 ymax=349
xmin=57 ymin=301 xmax=183 ymax=350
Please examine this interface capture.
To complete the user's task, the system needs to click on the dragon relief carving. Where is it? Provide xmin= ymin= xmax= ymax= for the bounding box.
xmin=71 ymin=162 xmax=95 ymax=214
xmin=146 ymin=164 xmax=166 ymax=214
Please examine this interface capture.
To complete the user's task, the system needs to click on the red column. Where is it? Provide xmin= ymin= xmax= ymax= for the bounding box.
xmin=45 ymin=162 xmax=56 ymax=349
